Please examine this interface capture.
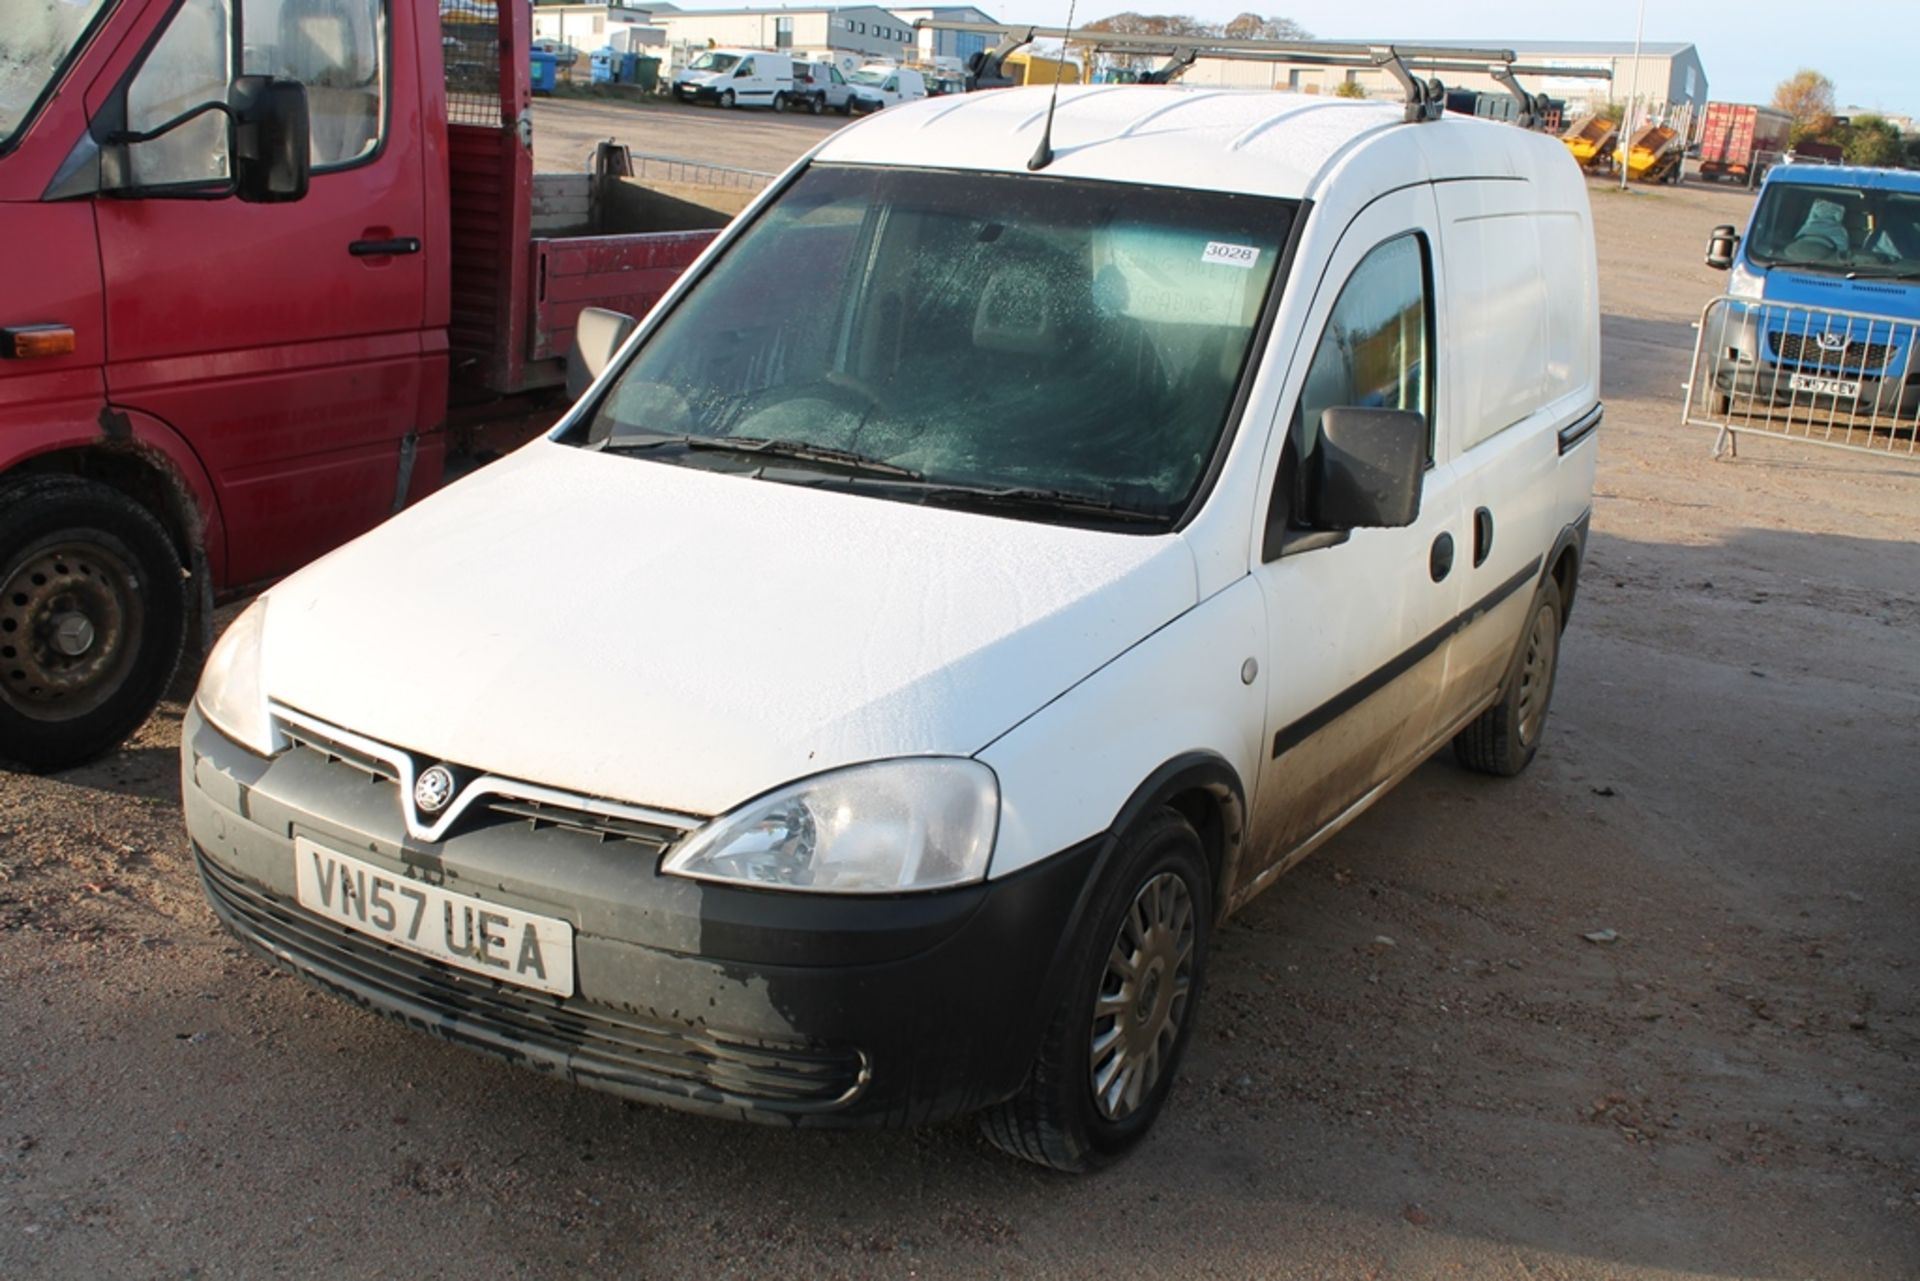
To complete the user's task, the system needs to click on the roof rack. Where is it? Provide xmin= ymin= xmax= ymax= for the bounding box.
xmin=915 ymin=19 xmax=1611 ymax=127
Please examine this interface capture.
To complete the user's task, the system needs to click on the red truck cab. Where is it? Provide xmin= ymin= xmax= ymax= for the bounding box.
xmin=2 ymin=0 xmax=721 ymax=769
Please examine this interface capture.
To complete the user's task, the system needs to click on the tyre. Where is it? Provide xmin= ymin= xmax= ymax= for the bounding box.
xmin=840 ymin=100 xmax=853 ymax=116
xmin=979 ymin=807 xmax=1213 ymax=1172
xmin=809 ymin=94 xmax=824 ymax=116
xmin=772 ymin=92 xmax=787 ymax=113
xmin=720 ymin=89 xmax=735 ymax=109
xmin=0 ymin=476 xmax=188 ymax=772
xmin=1453 ymin=576 xmax=1563 ymax=777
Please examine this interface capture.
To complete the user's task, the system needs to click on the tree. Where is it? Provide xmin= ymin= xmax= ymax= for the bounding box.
xmin=1842 ymin=114 xmax=1904 ymax=167
xmin=1078 ymin=12 xmax=1312 ymax=76
xmin=1333 ymin=79 xmax=1367 ymax=99
xmin=1771 ymin=69 xmax=1836 ymax=146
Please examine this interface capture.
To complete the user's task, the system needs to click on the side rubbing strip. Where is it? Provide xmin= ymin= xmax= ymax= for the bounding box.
xmin=1271 ymin=556 xmax=1543 ymax=759
xmin=1558 ymin=404 xmax=1602 ymax=455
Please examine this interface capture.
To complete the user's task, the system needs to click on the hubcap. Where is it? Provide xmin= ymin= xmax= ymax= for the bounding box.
xmin=0 ymin=539 xmax=142 ymax=722
xmin=1089 ymin=871 xmax=1195 ymax=1122
xmin=1515 ymin=602 xmax=1558 ymax=747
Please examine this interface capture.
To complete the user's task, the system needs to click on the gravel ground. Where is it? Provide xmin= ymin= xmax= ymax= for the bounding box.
xmin=2 ymin=103 xmax=1917 ymax=1279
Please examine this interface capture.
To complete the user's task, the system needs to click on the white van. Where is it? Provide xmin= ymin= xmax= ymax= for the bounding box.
xmin=184 ymin=86 xmax=1598 ymax=1171
xmin=846 ymin=63 xmax=925 ymax=112
xmin=671 ymin=48 xmax=794 ymax=110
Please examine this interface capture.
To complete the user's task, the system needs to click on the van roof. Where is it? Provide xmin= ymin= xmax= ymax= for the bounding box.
xmin=813 ymin=85 xmax=1553 ymax=202
xmin=1765 ymin=164 xmax=1920 ymax=192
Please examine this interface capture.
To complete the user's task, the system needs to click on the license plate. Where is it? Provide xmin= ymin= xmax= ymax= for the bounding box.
xmin=293 ymin=838 xmax=575 ymax=996
xmin=1788 ymin=373 xmax=1861 ymax=399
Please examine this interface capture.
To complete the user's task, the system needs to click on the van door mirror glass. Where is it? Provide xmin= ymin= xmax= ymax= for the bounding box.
xmin=1704 ymin=223 xmax=1739 ymax=270
xmin=1307 ymin=406 xmax=1426 ymax=530
xmin=228 ymin=75 xmax=309 ymax=202
xmin=566 ymin=307 xmax=637 ymax=399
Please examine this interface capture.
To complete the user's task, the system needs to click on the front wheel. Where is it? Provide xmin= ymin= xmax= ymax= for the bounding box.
xmin=1453 ymin=577 xmax=1563 ymax=777
xmin=0 ymin=476 xmax=188 ymax=772
xmin=979 ymin=807 xmax=1213 ymax=1172
xmin=719 ymin=89 xmax=735 ymax=109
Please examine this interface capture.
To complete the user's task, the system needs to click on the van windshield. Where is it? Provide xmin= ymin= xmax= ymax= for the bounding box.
xmin=2 ymin=0 xmax=114 ymax=148
xmin=849 ymin=68 xmax=890 ymax=86
xmin=687 ymin=52 xmax=740 ymax=73
xmin=577 ymin=165 xmax=1297 ymax=528
xmin=1748 ymin=181 xmax=1920 ymax=280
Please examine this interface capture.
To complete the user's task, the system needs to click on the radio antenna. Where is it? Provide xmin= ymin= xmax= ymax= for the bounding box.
xmin=1026 ymin=0 xmax=1079 ymax=170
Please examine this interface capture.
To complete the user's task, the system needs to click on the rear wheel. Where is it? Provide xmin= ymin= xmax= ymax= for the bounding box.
xmin=1453 ymin=577 xmax=1563 ymax=777
xmin=979 ymin=807 xmax=1212 ymax=1172
xmin=0 ymin=476 xmax=188 ymax=772
xmin=772 ymin=92 xmax=787 ymax=113
xmin=809 ymin=94 xmax=824 ymax=115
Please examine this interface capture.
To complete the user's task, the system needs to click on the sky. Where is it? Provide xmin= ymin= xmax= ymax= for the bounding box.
xmin=971 ymin=0 xmax=1917 ymax=120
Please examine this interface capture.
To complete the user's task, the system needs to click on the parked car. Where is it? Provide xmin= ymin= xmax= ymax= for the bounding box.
xmin=530 ymin=37 xmax=583 ymax=68
xmin=671 ymin=49 xmax=795 ymax=110
xmin=791 ymin=59 xmax=854 ymax=114
xmin=1702 ymin=164 xmax=1920 ymax=417
xmin=846 ymin=64 xmax=926 ymax=112
xmin=185 ymin=86 xmax=1599 ymax=1172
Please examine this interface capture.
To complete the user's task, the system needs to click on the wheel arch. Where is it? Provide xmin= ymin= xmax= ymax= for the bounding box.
xmin=1106 ymin=751 xmax=1246 ymax=923
xmin=1541 ymin=510 xmax=1590 ymax=628
xmin=4 ymin=418 xmax=225 ymax=653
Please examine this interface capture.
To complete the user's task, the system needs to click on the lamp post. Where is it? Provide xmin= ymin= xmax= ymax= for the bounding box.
xmin=1619 ymin=0 xmax=1646 ymax=191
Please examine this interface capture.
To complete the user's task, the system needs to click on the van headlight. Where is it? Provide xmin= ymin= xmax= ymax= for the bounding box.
xmin=661 ymin=759 xmax=999 ymax=893
xmin=1727 ymin=260 xmax=1765 ymax=300
xmin=194 ymin=597 xmax=275 ymax=756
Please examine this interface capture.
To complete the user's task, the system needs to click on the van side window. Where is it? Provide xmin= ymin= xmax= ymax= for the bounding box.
xmin=244 ymin=0 xmax=386 ymax=170
xmin=1295 ymin=232 xmax=1433 ymax=468
xmin=125 ymin=0 xmax=233 ymax=187
xmin=737 ymin=57 xmax=755 ymax=76
xmin=122 ymin=0 xmax=386 ymax=187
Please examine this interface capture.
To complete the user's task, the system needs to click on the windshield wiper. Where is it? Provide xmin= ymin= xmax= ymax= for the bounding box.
xmin=599 ymin=433 xmax=922 ymax=479
xmin=1845 ymin=266 xmax=1920 ymax=281
xmin=896 ymin=482 xmax=1171 ymax=526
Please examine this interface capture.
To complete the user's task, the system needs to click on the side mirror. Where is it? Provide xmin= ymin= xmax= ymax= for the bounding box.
xmin=229 ymin=76 xmax=309 ymax=203
xmin=1704 ymin=223 xmax=1739 ymax=270
xmin=566 ymin=306 xmax=636 ymax=398
xmin=1307 ymin=406 xmax=1426 ymax=530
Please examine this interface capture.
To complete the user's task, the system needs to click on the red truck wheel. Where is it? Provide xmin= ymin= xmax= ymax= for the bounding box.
xmin=0 ymin=476 xmax=188 ymax=772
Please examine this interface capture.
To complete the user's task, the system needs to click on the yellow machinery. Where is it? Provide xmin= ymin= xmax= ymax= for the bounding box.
xmin=1003 ymin=50 xmax=1082 ymax=85
xmin=1625 ymin=123 xmax=1683 ymax=183
xmin=1561 ymin=115 xmax=1619 ymax=171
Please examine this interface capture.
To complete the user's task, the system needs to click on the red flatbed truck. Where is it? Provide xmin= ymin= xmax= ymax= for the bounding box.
xmin=2 ymin=0 xmax=725 ymax=769
xmin=1697 ymin=102 xmax=1792 ymax=185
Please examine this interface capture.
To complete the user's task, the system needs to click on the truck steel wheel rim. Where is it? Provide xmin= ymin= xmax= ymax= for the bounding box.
xmin=1516 ymin=602 xmax=1557 ymax=747
xmin=1090 ymin=870 xmax=1195 ymax=1121
xmin=0 ymin=539 xmax=143 ymax=722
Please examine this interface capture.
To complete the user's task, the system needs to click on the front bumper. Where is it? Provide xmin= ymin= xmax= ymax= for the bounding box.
xmin=672 ymin=82 xmax=723 ymax=103
xmin=182 ymin=706 xmax=1099 ymax=1127
xmin=1713 ymin=363 xmax=1920 ymax=416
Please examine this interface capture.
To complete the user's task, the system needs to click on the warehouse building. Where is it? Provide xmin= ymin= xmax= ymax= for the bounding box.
xmin=641 ymin=3 xmax=919 ymax=72
xmin=890 ymin=6 xmax=998 ymax=68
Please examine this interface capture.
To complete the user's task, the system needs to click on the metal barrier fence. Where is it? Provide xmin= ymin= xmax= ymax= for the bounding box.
xmin=1683 ymin=295 xmax=1920 ymax=461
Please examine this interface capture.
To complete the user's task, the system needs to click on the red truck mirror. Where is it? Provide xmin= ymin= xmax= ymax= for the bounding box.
xmin=228 ymin=76 xmax=310 ymax=204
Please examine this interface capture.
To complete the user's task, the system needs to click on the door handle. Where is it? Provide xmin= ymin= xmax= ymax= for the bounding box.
xmin=1430 ymin=531 xmax=1454 ymax=582
xmin=349 ymin=237 xmax=421 ymax=257
xmin=1472 ymin=507 xmax=1495 ymax=567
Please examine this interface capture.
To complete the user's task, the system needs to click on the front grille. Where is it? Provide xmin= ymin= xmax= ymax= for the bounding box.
xmin=282 ymin=722 xmax=398 ymax=782
xmin=1770 ymin=331 xmax=1896 ymax=370
xmin=483 ymin=797 xmax=681 ymax=853
xmin=199 ymin=852 xmax=868 ymax=1112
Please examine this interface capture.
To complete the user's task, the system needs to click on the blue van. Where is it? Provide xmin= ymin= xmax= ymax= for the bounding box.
xmin=1704 ymin=165 xmax=1920 ymax=417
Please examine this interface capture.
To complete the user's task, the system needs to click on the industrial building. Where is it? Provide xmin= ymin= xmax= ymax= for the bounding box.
xmin=1180 ymin=38 xmax=1707 ymax=120
xmin=640 ymin=3 xmax=920 ymax=72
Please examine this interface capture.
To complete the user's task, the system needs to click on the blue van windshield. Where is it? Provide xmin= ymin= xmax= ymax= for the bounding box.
xmin=578 ymin=165 xmax=1299 ymax=526
xmin=1748 ymin=181 xmax=1920 ymax=280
